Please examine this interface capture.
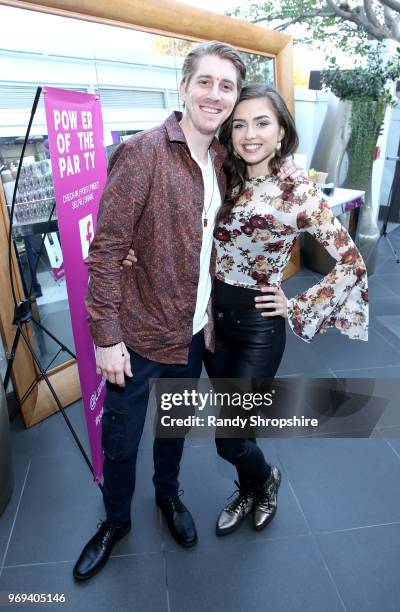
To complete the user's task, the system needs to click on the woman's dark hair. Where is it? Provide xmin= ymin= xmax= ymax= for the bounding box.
xmin=216 ymin=83 xmax=299 ymax=225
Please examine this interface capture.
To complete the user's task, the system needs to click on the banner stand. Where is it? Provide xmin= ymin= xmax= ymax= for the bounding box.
xmin=4 ymin=87 xmax=103 ymax=489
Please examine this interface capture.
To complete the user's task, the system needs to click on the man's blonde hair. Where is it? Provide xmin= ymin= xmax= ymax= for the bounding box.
xmin=182 ymin=41 xmax=246 ymax=93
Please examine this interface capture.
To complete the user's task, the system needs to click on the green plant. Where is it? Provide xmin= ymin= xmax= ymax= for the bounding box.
xmin=321 ymin=46 xmax=399 ymax=190
xmin=321 ymin=46 xmax=400 ymax=104
xmin=345 ymin=98 xmax=385 ymax=190
xmin=228 ymin=1 xmax=400 ymax=57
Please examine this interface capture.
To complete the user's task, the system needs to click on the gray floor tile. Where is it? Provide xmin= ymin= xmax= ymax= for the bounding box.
xmin=371 ymin=427 xmax=400 ymax=440
xmin=369 ymin=295 xmax=400 ymax=318
xmin=375 ymin=314 xmax=400 ymax=342
xmin=387 ymin=225 xmax=400 ymax=238
xmin=375 ymin=274 xmax=400 ymax=297
xmin=303 ymin=378 xmax=386 ymax=437
xmin=333 ymin=366 xmax=400 ymax=378
xmin=4 ymin=452 xmax=104 ymax=567
xmin=315 ymin=378 xmax=400 ymax=435
xmin=374 ymin=255 xmax=400 ymax=276
xmin=367 ymin=274 xmax=396 ymax=299
xmin=161 ymin=444 xmax=309 ymax=553
xmin=369 ymin=284 xmax=400 ymax=341
xmin=369 ymin=297 xmax=400 ymax=353
xmin=384 ymin=437 xmax=400 ymax=456
xmin=372 ymin=323 xmax=400 ymax=355
xmin=32 ymin=308 xmax=75 ymax=371
xmin=36 ymin=401 xmax=90 ymax=458
xmin=356 ymin=379 xmax=400 ymax=430
xmin=290 ymin=265 xmax=319 ymax=279
xmin=384 ymin=229 xmax=400 ymax=245
xmin=38 ymin=299 xmax=69 ymax=317
xmin=311 ymin=328 xmax=400 ymax=372
xmin=324 ymin=378 xmax=400 ymax=438
xmin=166 ymin=536 xmax=344 ymax=612
xmin=282 ymin=274 xmax=323 ymax=298
xmin=316 ymin=524 xmax=400 ymax=612
xmin=0 ymin=553 xmax=167 ymax=612
xmin=371 ymin=234 xmax=398 ymax=262
xmin=0 ymin=458 xmax=30 ymax=569
xmin=272 ymin=438 xmax=400 ymax=531
xmin=4 ymin=450 xmax=162 ymax=566
xmin=9 ymin=413 xmax=41 ymax=460
xmin=276 ymin=327 xmax=336 ymax=377
xmin=3 ymin=232 xmax=399 ymax=609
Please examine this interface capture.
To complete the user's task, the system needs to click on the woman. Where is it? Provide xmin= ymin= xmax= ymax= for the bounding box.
xmin=124 ymin=84 xmax=368 ymax=536
xmin=203 ymin=83 xmax=368 ymax=536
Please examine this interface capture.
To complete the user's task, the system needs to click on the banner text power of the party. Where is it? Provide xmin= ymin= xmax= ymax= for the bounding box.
xmin=52 ymin=109 xmax=95 ymax=178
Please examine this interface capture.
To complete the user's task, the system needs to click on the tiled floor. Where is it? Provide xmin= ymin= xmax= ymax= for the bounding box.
xmin=1 ymin=226 xmax=400 ymax=611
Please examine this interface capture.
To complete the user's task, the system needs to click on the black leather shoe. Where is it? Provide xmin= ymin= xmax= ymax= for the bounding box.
xmin=157 ymin=491 xmax=197 ymax=548
xmin=73 ymin=520 xmax=131 ymax=581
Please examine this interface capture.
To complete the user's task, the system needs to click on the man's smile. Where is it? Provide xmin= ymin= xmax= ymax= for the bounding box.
xmin=199 ymin=105 xmax=222 ymax=114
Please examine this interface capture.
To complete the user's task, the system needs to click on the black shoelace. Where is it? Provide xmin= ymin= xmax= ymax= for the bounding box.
xmin=225 ymin=480 xmax=251 ymax=513
xmin=166 ymin=489 xmax=186 ymax=512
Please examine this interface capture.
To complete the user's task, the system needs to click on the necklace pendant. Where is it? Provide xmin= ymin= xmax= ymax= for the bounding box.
xmin=203 ymin=218 xmax=208 ymax=228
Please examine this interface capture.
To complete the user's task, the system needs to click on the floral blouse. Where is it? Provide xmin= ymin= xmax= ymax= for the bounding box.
xmin=214 ymin=175 xmax=368 ymax=342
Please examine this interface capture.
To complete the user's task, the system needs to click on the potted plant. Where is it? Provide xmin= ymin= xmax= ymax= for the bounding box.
xmin=321 ymin=46 xmax=400 ymax=273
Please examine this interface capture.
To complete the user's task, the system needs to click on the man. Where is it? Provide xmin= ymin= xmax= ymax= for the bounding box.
xmin=73 ymin=40 xmax=300 ymax=581
xmin=73 ymin=41 xmax=245 ymax=581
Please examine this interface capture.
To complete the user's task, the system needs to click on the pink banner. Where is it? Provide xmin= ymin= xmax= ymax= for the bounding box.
xmin=44 ymin=87 xmax=107 ymax=482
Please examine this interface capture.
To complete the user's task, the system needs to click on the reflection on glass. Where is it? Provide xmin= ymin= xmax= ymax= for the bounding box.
xmin=1 ymin=140 xmax=71 ymax=371
xmin=240 ymin=52 xmax=275 ymax=86
xmin=168 ymin=40 xmax=275 ymax=106
xmin=91 ymin=31 xmax=182 ymax=158
xmin=0 ymin=6 xmax=184 ymax=371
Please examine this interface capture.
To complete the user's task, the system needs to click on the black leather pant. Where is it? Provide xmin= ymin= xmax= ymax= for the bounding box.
xmin=204 ymin=280 xmax=286 ymax=485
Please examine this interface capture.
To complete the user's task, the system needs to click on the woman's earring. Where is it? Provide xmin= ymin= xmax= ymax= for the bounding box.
xmin=275 ymin=140 xmax=282 ymax=153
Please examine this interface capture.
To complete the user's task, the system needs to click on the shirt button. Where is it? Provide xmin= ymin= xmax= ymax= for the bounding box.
xmin=217 ymin=312 xmax=223 ymax=319
xmin=237 ymin=320 xmax=240 ymax=324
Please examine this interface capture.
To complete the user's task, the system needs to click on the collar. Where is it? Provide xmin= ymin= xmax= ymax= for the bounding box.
xmin=164 ymin=111 xmax=227 ymax=169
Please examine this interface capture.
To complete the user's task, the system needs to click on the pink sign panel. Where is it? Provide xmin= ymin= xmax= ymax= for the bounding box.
xmin=44 ymin=87 xmax=107 ymax=482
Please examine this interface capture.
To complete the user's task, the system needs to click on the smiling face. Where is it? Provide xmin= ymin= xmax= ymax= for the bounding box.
xmin=179 ymin=54 xmax=238 ymax=138
xmin=231 ymin=97 xmax=285 ymax=177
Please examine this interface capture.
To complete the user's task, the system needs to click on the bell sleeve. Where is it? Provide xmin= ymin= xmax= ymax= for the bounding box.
xmin=286 ymin=183 xmax=368 ymax=343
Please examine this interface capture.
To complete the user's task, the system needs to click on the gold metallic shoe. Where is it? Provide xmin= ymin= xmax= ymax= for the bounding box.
xmin=216 ymin=481 xmax=254 ymax=536
xmin=253 ymin=466 xmax=281 ymax=531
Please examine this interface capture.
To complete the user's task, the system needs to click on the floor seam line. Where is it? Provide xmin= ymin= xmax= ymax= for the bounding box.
xmin=0 ymin=459 xmax=31 ymax=580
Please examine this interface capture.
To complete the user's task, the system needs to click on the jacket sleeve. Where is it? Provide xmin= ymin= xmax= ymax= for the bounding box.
xmin=286 ymin=183 xmax=368 ymax=342
xmin=85 ymin=138 xmax=153 ymax=346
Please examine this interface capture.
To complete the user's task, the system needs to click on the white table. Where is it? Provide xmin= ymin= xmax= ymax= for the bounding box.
xmin=324 ymin=187 xmax=365 ymax=219
xmin=303 ymin=187 xmax=365 ymax=274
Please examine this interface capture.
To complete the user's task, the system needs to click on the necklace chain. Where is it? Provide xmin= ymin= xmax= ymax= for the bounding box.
xmin=203 ymin=157 xmax=215 ymax=228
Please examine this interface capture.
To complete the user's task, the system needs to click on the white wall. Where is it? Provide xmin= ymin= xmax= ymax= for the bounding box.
xmin=0 ymin=50 xmax=181 ymax=138
xmin=294 ymin=88 xmax=330 ymax=169
xmin=378 ymin=103 xmax=400 ymax=209
xmin=294 ymin=87 xmax=397 ymax=218
xmin=1 ymin=48 xmax=396 ymax=218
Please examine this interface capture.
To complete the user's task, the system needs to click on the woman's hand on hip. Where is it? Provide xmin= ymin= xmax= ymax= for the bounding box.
xmin=254 ymin=286 xmax=288 ymax=318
